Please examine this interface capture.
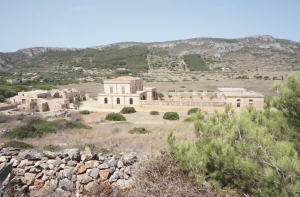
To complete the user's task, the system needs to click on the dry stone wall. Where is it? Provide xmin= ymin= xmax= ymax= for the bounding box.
xmin=0 ymin=146 xmax=139 ymax=196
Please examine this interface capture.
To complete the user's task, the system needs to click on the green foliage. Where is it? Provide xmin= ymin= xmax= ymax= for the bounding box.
xmin=17 ymin=114 xmax=26 ymax=121
xmin=73 ymin=100 xmax=83 ymax=110
xmin=188 ymin=90 xmax=193 ymax=92
xmin=163 ymin=112 xmax=179 ymax=120
xmin=150 ymin=111 xmax=159 ymax=115
xmin=80 ymin=110 xmax=90 ymax=115
xmin=183 ymin=117 xmax=193 ymax=122
xmin=272 ymin=72 xmax=300 ymax=129
xmin=43 ymin=144 xmax=63 ymax=152
xmin=120 ymin=107 xmax=136 ymax=114
xmin=3 ymin=118 xmax=87 ymax=139
xmin=158 ymin=92 xmax=164 ymax=100
xmin=105 ymin=113 xmax=126 ymax=121
xmin=166 ymin=106 xmax=300 ymax=195
xmin=2 ymin=140 xmax=34 ymax=149
xmin=180 ymin=86 xmax=186 ymax=88
xmin=183 ymin=54 xmax=210 ymax=71
xmin=187 ymin=108 xmax=198 ymax=115
xmin=128 ymin=127 xmax=151 ymax=134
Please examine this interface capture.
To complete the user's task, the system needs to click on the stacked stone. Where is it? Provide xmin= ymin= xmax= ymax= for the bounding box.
xmin=0 ymin=146 xmax=137 ymax=196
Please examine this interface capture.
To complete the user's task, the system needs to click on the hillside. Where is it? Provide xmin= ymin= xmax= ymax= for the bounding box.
xmin=1 ymin=35 xmax=300 ymax=73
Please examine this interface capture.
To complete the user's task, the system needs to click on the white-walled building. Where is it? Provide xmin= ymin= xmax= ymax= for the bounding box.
xmin=98 ymin=76 xmax=157 ymax=109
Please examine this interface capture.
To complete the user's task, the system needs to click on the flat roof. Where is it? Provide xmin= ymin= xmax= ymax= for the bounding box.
xmin=217 ymin=88 xmax=246 ymax=92
xmin=218 ymin=87 xmax=264 ymax=98
xmin=111 ymin=76 xmax=141 ymax=81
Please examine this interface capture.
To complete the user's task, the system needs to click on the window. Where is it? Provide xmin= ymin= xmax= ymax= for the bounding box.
xmin=129 ymin=98 xmax=133 ymax=104
xmin=237 ymin=99 xmax=241 ymax=107
xmin=104 ymin=97 xmax=108 ymax=104
xmin=117 ymin=98 xmax=120 ymax=104
xmin=110 ymin=87 xmax=113 ymax=94
xmin=249 ymin=99 xmax=253 ymax=105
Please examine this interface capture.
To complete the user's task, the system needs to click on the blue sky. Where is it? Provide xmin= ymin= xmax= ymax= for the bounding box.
xmin=1 ymin=0 xmax=299 ymax=52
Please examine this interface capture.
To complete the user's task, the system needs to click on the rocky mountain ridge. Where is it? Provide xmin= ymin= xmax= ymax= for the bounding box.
xmin=0 ymin=35 xmax=299 ymax=71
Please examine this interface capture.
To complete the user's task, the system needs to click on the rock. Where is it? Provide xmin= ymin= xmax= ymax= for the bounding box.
xmin=22 ymin=173 xmax=36 ymax=185
xmin=29 ymin=167 xmax=41 ymax=173
xmin=12 ymin=168 xmax=25 ymax=176
xmin=86 ymin=168 xmax=99 ymax=179
xmin=18 ymin=150 xmax=44 ymax=160
xmin=97 ymin=153 xmax=105 ymax=162
xmin=43 ymin=151 xmax=57 ymax=159
xmin=108 ymin=158 xmax=117 ymax=167
xmin=17 ymin=160 xmax=34 ymax=168
xmin=98 ymin=163 xmax=110 ymax=170
xmin=85 ymin=160 xmax=100 ymax=169
xmin=58 ymin=148 xmax=81 ymax=161
xmin=39 ymin=162 xmax=49 ymax=169
xmin=74 ymin=163 xmax=86 ymax=174
xmin=77 ymin=174 xmax=92 ymax=184
xmin=117 ymin=160 xmax=124 ymax=168
xmin=99 ymin=169 xmax=110 ymax=180
xmin=49 ymin=178 xmax=59 ymax=189
xmin=0 ymin=156 xmax=7 ymax=162
xmin=10 ymin=158 xmax=20 ymax=167
xmin=113 ymin=178 xmax=134 ymax=190
xmin=59 ymin=178 xmax=74 ymax=191
xmin=76 ymin=181 xmax=83 ymax=194
xmin=63 ymin=167 xmax=74 ymax=180
xmin=67 ymin=160 xmax=78 ymax=167
xmin=109 ymin=168 xmax=120 ymax=182
xmin=42 ymin=175 xmax=49 ymax=181
xmin=81 ymin=147 xmax=94 ymax=162
xmin=124 ymin=166 xmax=131 ymax=175
xmin=109 ymin=167 xmax=116 ymax=174
xmin=34 ymin=179 xmax=44 ymax=189
xmin=46 ymin=159 xmax=56 ymax=165
xmin=55 ymin=187 xmax=71 ymax=197
xmin=84 ymin=181 xmax=100 ymax=195
xmin=34 ymin=161 xmax=41 ymax=167
xmin=121 ymin=154 xmax=137 ymax=166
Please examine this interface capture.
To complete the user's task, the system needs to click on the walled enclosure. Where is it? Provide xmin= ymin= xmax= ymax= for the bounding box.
xmin=0 ymin=147 xmax=139 ymax=196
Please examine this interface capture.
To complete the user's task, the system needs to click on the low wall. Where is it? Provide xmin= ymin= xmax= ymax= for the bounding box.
xmin=0 ymin=147 xmax=139 ymax=196
xmin=139 ymin=100 xmax=227 ymax=112
xmin=0 ymin=104 xmax=17 ymax=111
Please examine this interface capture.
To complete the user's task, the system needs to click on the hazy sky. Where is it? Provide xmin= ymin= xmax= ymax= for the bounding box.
xmin=1 ymin=0 xmax=299 ymax=52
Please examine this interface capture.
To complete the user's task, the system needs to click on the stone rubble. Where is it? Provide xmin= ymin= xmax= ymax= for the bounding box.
xmin=0 ymin=146 xmax=138 ymax=196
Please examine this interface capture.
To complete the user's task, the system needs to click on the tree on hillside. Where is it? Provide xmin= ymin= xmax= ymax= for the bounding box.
xmin=166 ymin=106 xmax=300 ymax=196
xmin=272 ymin=72 xmax=300 ymax=129
xmin=158 ymin=93 xmax=164 ymax=100
xmin=73 ymin=100 xmax=83 ymax=110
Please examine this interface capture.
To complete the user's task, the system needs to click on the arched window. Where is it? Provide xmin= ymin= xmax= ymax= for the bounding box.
xmin=104 ymin=97 xmax=108 ymax=104
xmin=129 ymin=98 xmax=133 ymax=104
xmin=237 ymin=99 xmax=241 ymax=107
xmin=249 ymin=99 xmax=253 ymax=105
xmin=117 ymin=98 xmax=120 ymax=104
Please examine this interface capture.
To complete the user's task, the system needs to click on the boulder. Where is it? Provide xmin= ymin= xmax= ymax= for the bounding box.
xmin=109 ymin=167 xmax=116 ymax=174
xmin=84 ymin=181 xmax=100 ymax=195
xmin=85 ymin=160 xmax=100 ymax=169
xmin=108 ymin=158 xmax=117 ymax=167
xmin=0 ymin=156 xmax=7 ymax=162
xmin=22 ymin=173 xmax=36 ymax=185
xmin=121 ymin=153 xmax=137 ymax=166
xmin=77 ymin=174 xmax=92 ymax=184
xmin=18 ymin=150 xmax=44 ymax=160
xmin=12 ymin=168 xmax=25 ymax=176
xmin=74 ymin=163 xmax=86 ymax=174
xmin=86 ymin=168 xmax=99 ymax=179
xmin=55 ymin=187 xmax=71 ymax=197
xmin=117 ymin=160 xmax=124 ymax=168
xmin=81 ymin=147 xmax=94 ymax=162
xmin=59 ymin=178 xmax=74 ymax=191
xmin=99 ymin=169 xmax=110 ymax=180
xmin=34 ymin=179 xmax=45 ymax=189
xmin=67 ymin=160 xmax=78 ymax=167
xmin=63 ymin=167 xmax=75 ymax=180
xmin=113 ymin=178 xmax=134 ymax=190
xmin=98 ymin=163 xmax=110 ymax=170
xmin=43 ymin=151 xmax=57 ymax=159
xmin=109 ymin=168 xmax=120 ymax=182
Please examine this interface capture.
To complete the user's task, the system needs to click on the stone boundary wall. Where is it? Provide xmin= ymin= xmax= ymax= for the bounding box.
xmin=139 ymin=100 xmax=227 ymax=112
xmin=0 ymin=147 xmax=139 ymax=196
xmin=162 ymin=92 xmax=217 ymax=98
xmin=0 ymin=105 xmax=17 ymax=111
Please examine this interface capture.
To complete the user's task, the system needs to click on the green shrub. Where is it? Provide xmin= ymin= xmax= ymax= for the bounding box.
xmin=183 ymin=117 xmax=193 ymax=122
xmin=17 ymin=114 xmax=26 ymax=120
xmin=187 ymin=108 xmax=199 ymax=115
xmin=43 ymin=144 xmax=63 ymax=152
xmin=198 ymin=90 xmax=203 ymax=92
xmin=163 ymin=112 xmax=179 ymax=120
xmin=80 ymin=110 xmax=90 ymax=115
xmin=128 ymin=127 xmax=151 ymax=134
xmin=120 ymin=107 xmax=136 ymax=114
xmin=3 ymin=118 xmax=88 ymax=139
xmin=105 ymin=113 xmax=126 ymax=121
xmin=180 ymin=86 xmax=186 ymax=88
xmin=3 ymin=140 xmax=34 ymax=149
xmin=150 ymin=111 xmax=159 ymax=115
xmin=188 ymin=90 xmax=193 ymax=92
xmin=168 ymin=90 xmax=176 ymax=92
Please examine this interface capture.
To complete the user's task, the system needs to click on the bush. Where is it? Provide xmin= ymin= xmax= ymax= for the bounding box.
xmin=105 ymin=113 xmax=126 ymax=121
xmin=163 ymin=112 xmax=179 ymax=120
xmin=71 ymin=112 xmax=83 ymax=121
xmin=3 ymin=140 xmax=34 ymax=149
xmin=180 ymin=86 xmax=186 ymax=88
xmin=120 ymin=107 xmax=136 ymax=114
xmin=188 ymin=90 xmax=193 ymax=92
xmin=150 ymin=111 xmax=159 ymax=115
xmin=43 ymin=144 xmax=63 ymax=152
xmin=168 ymin=90 xmax=175 ymax=92
xmin=3 ymin=118 xmax=87 ymax=139
xmin=80 ymin=110 xmax=90 ymax=115
xmin=187 ymin=108 xmax=198 ymax=115
xmin=183 ymin=117 xmax=193 ymax=122
xmin=128 ymin=127 xmax=151 ymax=134
xmin=198 ymin=90 xmax=203 ymax=92
xmin=17 ymin=114 xmax=26 ymax=121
